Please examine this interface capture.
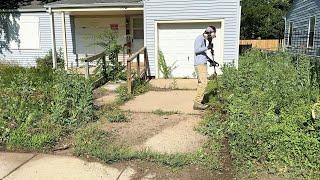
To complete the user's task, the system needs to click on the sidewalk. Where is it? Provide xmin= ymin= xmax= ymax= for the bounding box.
xmin=0 ymin=152 xmax=216 ymax=180
xmin=0 ymin=153 xmax=136 ymax=180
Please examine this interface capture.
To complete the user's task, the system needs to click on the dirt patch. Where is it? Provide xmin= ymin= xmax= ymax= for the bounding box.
xmin=219 ymin=138 xmax=234 ymax=179
xmin=112 ymin=160 xmax=226 ymax=180
xmin=100 ymin=113 xmax=195 ymax=149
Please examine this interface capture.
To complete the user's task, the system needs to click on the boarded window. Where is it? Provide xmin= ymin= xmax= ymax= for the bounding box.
xmin=308 ymin=16 xmax=316 ymax=48
xmin=11 ymin=16 xmax=40 ymax=49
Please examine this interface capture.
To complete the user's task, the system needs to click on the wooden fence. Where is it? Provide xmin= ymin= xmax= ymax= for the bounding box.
xmin=240 ymin=39 xmax=283 ymax=51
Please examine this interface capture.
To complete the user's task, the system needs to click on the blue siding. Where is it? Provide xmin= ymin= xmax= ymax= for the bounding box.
xmin=144 ymin=0 xmax=241 ymax=76
xmin=286 ymin=0 xmax=320 ymax=55
xmin=1 ymin=12 xmax=76 ymax=67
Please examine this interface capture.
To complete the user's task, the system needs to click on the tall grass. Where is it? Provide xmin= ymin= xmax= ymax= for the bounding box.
xmin=0 ymin=65 xmax=94 ymax=151
xmin=203 ymin=50 xmax=320 ymax=178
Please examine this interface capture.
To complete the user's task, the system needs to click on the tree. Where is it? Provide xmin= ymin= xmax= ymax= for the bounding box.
xmin=241 ymin=0 xmax=293 ymax=39
xmin=0 ymin=0 xmax=58 ymax=54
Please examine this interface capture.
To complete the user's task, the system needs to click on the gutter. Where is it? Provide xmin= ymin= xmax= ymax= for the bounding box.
xmin=17 ymin=8 xmax=46 ymax=12
xmin=44 ymin=2 xmax=143 ymax=9
xmin=0 ymin=8 xmax=46 ymax=13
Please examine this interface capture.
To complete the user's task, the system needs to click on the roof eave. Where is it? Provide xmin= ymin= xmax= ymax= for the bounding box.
xmin=44 ymin=2 xmax=143 ymax=9
xmin=0 ymin=8 xmax=46 ymax=13
xmin=18 ymin=8 xmax=46 ymax=12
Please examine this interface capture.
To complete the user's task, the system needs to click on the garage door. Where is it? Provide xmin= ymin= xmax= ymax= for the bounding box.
xmin=158 ymin=22 xmax=223 ymax=78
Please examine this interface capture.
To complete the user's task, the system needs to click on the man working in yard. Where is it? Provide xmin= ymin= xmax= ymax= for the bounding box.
xmin=193 ymin=26 xmax=217 ymax=110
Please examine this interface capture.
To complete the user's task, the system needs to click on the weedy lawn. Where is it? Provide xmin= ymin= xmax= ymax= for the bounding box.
xmin=200 ymin=50 xmax=320 ymax=178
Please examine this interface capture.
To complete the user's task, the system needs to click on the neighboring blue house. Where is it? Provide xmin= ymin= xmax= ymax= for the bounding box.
xmin=1 ymin=0 xmax=241 ymax=78
xmin=285 ymin=0 xmax=320 ymax=56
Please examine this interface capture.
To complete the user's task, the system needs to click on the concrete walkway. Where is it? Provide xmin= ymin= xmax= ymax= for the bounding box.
xmin=119 ymin=90 xmax=207 ymax=154
xmin=121 ymin=90 xmax=200 ymax=114
xmin=143 ymin=116 xmax=207 ymax=154
xmin=1 ymin=153 xmax=137 ymax=180
xmin=1 ymin=152 xmax=217 ymax=180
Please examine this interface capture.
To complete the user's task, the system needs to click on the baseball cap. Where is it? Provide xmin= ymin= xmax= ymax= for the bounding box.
xmin=205 ymin=26 xmax=214 ymax=33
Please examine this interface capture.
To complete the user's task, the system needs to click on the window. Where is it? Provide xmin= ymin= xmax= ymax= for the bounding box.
xmin=132 ymin=17 xmax=144 ymax=39
xmin=308 ymin=16 xmax=316 ymax=48
xmin=288 ymin=22 xmax=293 ymax=46
xmin=11 ymin=16 xmax=40 ymax=50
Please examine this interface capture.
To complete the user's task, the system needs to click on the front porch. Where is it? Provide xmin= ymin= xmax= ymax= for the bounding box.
xmin=49 ymin=7 xmax=144 ymax=70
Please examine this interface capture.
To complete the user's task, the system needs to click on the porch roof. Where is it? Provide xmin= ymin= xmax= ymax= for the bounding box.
xmin=45 ymin=0 xmax=143 ymax=8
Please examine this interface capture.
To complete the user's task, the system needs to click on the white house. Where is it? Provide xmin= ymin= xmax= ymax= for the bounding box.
xmin=1 ymin=0 xmax=241 ymax=78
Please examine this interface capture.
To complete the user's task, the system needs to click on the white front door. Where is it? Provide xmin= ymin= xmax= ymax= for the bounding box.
xmin=158 ymin=22 xmax=223 ymax=78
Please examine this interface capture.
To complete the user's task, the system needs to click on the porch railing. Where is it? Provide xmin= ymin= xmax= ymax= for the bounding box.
xmin=127 ymin=46 xmax=150 ymax=94
xmin=80 ymin=46 xmax=150 ymax=92
xmin=82 ymin=51 xmax=106 ymax=88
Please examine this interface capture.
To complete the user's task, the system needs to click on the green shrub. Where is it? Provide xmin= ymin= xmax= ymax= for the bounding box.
xmin=158 ymin=50 xmax=176 ymax=79
xmin=0 ymin=65 xmax=94 ymax=151
xmin=36 ymin=49 xmax=64 ymax=69
xmin=204 ymin=50 xmax=320 ymax=177
xmin=95 ymin=29 xmax=126 ymax=82
xmin=104 ymin=110 xmax=128 ymax=123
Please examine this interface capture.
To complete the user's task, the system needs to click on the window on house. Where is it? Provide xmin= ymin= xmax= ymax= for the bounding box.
xmin=288 ymin=22 xmax=293 ymax=46
xmin=132 ymin=17 xmax=144 ymax=39
xmin=308 ymin=16 xmax=316 ymax=48
xmin=11 ymin=16 xmax=40 ymax=50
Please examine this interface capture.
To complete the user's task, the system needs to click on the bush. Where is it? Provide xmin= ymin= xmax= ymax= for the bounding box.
xmin=0 ymin=65 xmax=94 ymax=151
xmin=204 ymin=50 xmax=320 ymax=177
xmin=95 ymin=29 xmax=126 ymax=82
xmin=36 ymin=49 xmax=64 ymax=69
xmin=158 ymin=50 xmax=176 ymax=79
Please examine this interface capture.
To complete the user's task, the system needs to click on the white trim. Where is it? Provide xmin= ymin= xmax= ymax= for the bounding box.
xmin=61 ymin=12 xmax=68 ymax=70
xmin=283 ymin=17 xmax=287 ymax=50
xmin=49 ymin=8 xmax=57 ymax=69
xmin=307 ymin=16 xmax=316 ymax=48
xmin=52 ymin=7 xmax=143 ymax=12
xmin=143 ymin=0 xmax=146 ymax=47
xmin=154 ymin=19 xmax=225 ymax=78
xmin=235 ymin=3 xmax=241 ymax=68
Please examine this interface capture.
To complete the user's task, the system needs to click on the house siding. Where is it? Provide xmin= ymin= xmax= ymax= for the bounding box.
xmin=1 ymin=12 xmax=76 ymax=67
xmin=285 ymin=0 xmax=320 ymax=55
xmin=144 ymin=0 xmax=241 ymax=76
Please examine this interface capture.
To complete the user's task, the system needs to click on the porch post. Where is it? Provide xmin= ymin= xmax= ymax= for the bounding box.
xmin=61 ymin=12 xmax=69 ymax=70
xmin=49 ymin=8 xmax=57 ymax=69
